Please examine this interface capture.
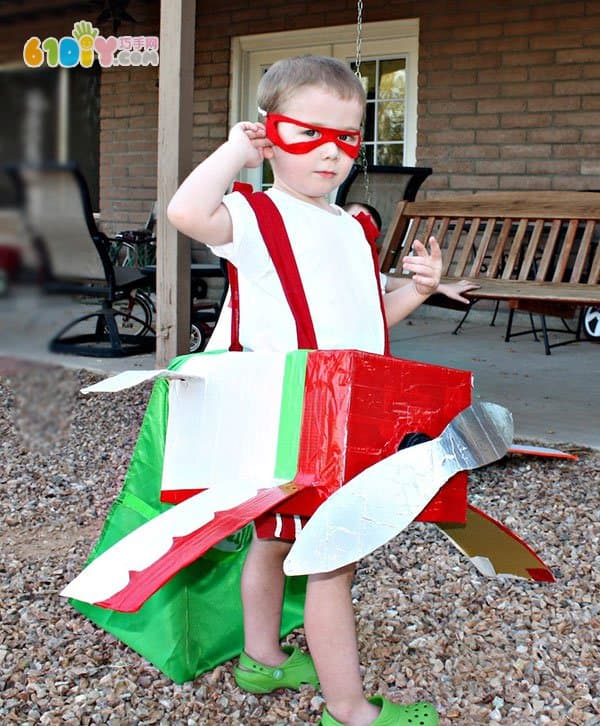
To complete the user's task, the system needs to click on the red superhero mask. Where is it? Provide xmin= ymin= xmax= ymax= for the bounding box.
xmin=265 ymin=114 xmax=362 ymax=159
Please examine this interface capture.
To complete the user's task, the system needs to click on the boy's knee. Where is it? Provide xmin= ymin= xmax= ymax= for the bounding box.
xmin=251 ymin=536 xmax=293 ymax=560
xmin=307 ymin=562 xmax=356 ymax=587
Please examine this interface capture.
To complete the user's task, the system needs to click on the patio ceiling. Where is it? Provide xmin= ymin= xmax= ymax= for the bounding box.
xmin=0 ymin=2 xmax=97 ymax=23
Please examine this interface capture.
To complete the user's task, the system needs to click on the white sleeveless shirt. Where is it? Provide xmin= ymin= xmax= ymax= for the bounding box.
xmin=208 ymin=188 xmax=385 ymax=354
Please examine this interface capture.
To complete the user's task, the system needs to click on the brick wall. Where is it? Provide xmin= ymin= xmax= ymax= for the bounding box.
xmin=2 ymin=0 xmax=599 ymax=231
xmin=99 ymin=63 xmax=159 ymax=232
xmin=91 ymin=0 xmax=160 ymax=233
xmin=417 ymin=0 xmax=600 ymax=194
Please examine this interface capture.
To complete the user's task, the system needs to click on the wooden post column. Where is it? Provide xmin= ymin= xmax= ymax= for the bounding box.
xmin=156 ymin=0 xmax=196 ymax=366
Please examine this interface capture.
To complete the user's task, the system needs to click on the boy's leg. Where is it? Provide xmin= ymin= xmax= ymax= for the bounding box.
xmin=240 ymin=535 xmax=292 ymax=665
xmin=304 ymin=565 xmax=380 ymax=726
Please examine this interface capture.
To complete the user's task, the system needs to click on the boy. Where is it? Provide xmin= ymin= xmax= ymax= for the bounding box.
xmin=168 ymin=55 xmax=440 ymax=726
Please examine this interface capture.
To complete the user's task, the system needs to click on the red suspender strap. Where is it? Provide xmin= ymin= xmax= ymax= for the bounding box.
xmin=244 ymin=192 xmax=318 ymax=349
xmin=353 ymin=211 xmax=391 ymax=356
xmin=227 ymin=182 xmax=251 ymax=351
xmin=231 ymin=181 xmax=254 ymax=197
xmin=366 ymin=237 xmax=391 ymax=356
xmin=227 ymin=261 xmax=242 ymax=351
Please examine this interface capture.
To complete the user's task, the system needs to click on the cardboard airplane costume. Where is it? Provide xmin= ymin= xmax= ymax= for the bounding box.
xmin=62 ymin=350 xmax=485 ymax=608
xmin=63 ymin=190 xmax=554 ymax=684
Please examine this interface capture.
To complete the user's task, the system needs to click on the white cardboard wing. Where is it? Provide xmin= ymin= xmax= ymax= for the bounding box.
xmin=60 ymin=477 xmax=283 ymax=605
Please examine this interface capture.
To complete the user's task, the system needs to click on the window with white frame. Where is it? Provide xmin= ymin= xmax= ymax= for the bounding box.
xmin=353 ymin=57 xmax=407 ymax=166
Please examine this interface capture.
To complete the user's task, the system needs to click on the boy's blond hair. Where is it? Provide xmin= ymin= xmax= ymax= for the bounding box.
xmin=257 ymin=55 xmax=366 ymax=116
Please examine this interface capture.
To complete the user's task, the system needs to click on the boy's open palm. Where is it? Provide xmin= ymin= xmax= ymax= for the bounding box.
xmin=228 ymin=122 xmax=273 ymax=169
xmin=402 ymin=237 xmax=443 ymax=296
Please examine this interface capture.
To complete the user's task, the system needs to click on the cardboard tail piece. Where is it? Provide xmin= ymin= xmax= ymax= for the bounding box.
xmin=438 ymin=504 xmax=555 ymax=582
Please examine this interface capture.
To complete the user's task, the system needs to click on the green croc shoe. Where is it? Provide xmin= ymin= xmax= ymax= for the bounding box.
xmin=234 ymin=645 xmax=320 ymax=693
xmin=320 ymin=695 xmax=439 ymax=726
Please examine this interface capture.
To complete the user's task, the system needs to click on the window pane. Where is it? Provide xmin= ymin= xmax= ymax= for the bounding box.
xmin=0 ymin=66 xmax=100 ymax=208
xmin=0 ymin=68 xmax=57 ymax=207
xmin=364 ymin=101 xmax=375 ymax=141
xmin=352 ymin=61 xmax=376 ymax=99
xmin=361 ymin=144 xmax=374 ymax=166
xmin=69 ymin=67 xmax=100 ymax=209
xmin=375 ymin=143 xmax=404 ymax=166
xmin=377 ymin=100 xmax=404 ymax=141
xmin=379 ymin=59 xmax=406 ymax=100
xmin=352 ymin=57 xmax=407 ymax=165
xmin=262 ymin=160 xmax=273 ymax=190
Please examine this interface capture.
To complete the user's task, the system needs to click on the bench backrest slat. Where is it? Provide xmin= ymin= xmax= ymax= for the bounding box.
xmin=468 ymin=218 xmax=497 ymax=277
xmin=435 ymin=217 xmax=451 ymax=253
xmin=518 ymin=219 xmax=545 ymax=282
xmin=486 ymin=219 xmax=512 ymax=278
xmin=403 ymin=215 xmax=421 ymax=251
xmin=569 ymin=221 xmax=594 ymax=283
xmin=552 ymin=220 xmax=578 ymax=283
xmin=422 ymin=216 xmax=437 ymax=243
xmin=536 ymin=220 xmax=562 ymax=280
xmin=454 ymin=217 xmax=481 ymax=276
xmin=443 ymin=217 xmax=465 ymax=276
xmin=589 ymin=236 xmax=600 ymax=284
xmin=502 ymin=218 xmax=529 ymax=280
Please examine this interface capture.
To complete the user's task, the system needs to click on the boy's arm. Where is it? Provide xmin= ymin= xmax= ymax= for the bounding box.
xmin=167 ymin=122 xmax=272 ymax=246
xmin=382 ymin=237 xmax=442 ymax=328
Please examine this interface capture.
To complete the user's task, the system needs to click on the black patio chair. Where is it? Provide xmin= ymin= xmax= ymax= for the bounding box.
xmin=7 ymin=163 xmax=155 ymax=357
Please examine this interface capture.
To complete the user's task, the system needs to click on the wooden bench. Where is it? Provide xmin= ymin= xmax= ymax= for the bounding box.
xmin=380 ymin=191 xmax=600 ymax=353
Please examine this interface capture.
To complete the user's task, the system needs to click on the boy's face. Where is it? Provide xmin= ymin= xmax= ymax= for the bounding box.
xmin=265 ymin=85 xmax=364 ymax=208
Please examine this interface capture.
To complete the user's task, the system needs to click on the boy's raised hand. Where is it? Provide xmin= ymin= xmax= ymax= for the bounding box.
xmin=228 ymin=121 xmax=273 ymax=169
xmin=401 ymin=236 xmax=443 ymax=296
xmin=168 ymin=120 xmax=272 ymax=245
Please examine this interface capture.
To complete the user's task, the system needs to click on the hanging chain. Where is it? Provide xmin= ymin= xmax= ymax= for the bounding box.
xmin=355 ymin=0 xmax=363 ymax=78
xmin=354 ymin=0 xmax=370 ymax=203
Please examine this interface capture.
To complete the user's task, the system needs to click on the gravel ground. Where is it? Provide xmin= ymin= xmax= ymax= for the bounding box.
xmin=1 ymin=360 xmax=598 ymax=726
